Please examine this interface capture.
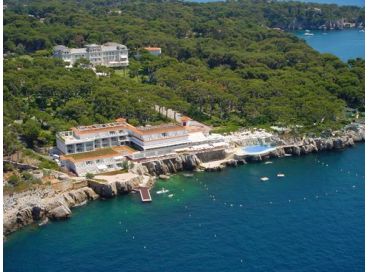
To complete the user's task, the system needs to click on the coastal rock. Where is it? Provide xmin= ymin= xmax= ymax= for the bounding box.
xmin=224 ymin=160 xmax=238 ymax=167
xmin=333 ymin=138 xmax=345 ymax=149
xmin=3 ymin=185 xmax=101 ymax=235
xmin=292 ymin=146 xmax=301 ymax=156
xmin=48 ymin=205 xmax=71 ymax=220
xmin=88 ymin=180 xmax=118 ymax=198
xmin=88 ymin=176 xmax=138 ymax=198
xmin=159 ymin=174 xmax=170 ymax=180
xmin=143 ymin=154 xmax=201 ymax=176
xmin=204 ymin=165 xmax=225 ymax=172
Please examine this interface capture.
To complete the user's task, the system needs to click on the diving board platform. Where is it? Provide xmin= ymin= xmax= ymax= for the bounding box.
xmin=138 ymin=187 xmax=152 ymax=202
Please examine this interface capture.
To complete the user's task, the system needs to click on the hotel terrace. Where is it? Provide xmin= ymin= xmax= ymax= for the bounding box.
xmin=57 ymin=118 xmax=226 ymax=176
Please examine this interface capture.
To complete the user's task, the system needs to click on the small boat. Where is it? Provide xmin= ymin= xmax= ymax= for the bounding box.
xmin=168 ymin=194 xmax=174 ymax=198
xmin=156 ymin=188 xmax=169 ymax=194
xmin=277 ymin=173 xmax=285 ymax=178
xmin=260 ymin=176 xmax=269 ymax=182
xmin=304 ymin=32 xmax=314 ymax=36
xmin=183 ymin=173 xmax=194 ymax=177
xmin=264 ymin=161 xmax=273 ymax=164
xmin=284 ymin=154 xmax=292 ymax=157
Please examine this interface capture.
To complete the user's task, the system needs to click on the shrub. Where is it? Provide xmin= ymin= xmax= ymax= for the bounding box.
xmin=85 ymin=173 xmax=95 ymax=179
xmin=8 ymin=175 xmax=21 ymax=186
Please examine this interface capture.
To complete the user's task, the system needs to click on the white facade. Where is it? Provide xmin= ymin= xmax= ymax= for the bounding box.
xmin=56 ymin=120 xmax=189 ymax=155
xmin=56 ymin=127 xmax=130 ymax=155
xmin=53 ymin=42 xmax=129 ymax=67
xmin=57 ymin=119 xmax=227 ymax=176
xmin=63 ymin=154 xmax=126 ymax=176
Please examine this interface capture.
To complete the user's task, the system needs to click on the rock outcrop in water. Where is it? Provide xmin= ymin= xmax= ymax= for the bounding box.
xmin=3 ymin=187 xmax=99 ymax=235
xmin=88 ymin=175 xmax=143 ymax=198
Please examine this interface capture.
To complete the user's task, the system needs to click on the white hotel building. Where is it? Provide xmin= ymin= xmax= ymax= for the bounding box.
xmin=57 ymin=118 xmax=226 ymax=176
xmin=53 ymin=42 xmax=129 ymax=67
xmin=57 ymin=118 xmax=190 ymax=176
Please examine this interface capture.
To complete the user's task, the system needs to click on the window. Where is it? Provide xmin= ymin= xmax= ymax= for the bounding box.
xmin=86 ymin=161 xmax=93 ymax=165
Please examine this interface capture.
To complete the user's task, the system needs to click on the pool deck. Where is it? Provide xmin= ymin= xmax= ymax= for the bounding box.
xmin=235 ymin=146 xmax=277 ymax=157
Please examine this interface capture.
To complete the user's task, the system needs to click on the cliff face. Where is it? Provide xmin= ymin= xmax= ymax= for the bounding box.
xmin=88 ymin=175 xmax=143 ymax=198
xmin=3 ymin=187 xmax=99 ymax=236
xmin=3 ymin=172 xmax=149 ymax=236
xmin=142 ymin=154 xmax=201 ymax=176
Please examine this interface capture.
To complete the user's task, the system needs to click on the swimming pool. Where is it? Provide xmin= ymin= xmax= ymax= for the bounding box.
xmin=241 ymin=145 xmax=276 ymax=155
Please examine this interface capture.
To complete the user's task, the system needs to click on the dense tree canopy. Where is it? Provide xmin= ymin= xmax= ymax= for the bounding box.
xmin=3 ymin=0 xmax=365 ymax=156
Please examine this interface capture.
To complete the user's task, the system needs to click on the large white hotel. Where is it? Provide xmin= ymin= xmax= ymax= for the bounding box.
xmin=53 ymin=42 xmax=129 ymax=67
xmin=57 ymin=118 xmax=226 ymax=176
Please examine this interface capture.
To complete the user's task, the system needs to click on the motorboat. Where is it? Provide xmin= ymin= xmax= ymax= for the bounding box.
xmin=156 ymin=188 xmax=169 ymax=194
xmin=277 ymin=173 xmax=285 ymax=178
xmin=304 ymin=32 xmax=314 ymax=36
xmin=264 ymin=161 xmax=273 ymax=164
xmin=168 ymin=194 xmax=174 ymax=198
xmin=260 ymin=177 xmax=269 ymax=181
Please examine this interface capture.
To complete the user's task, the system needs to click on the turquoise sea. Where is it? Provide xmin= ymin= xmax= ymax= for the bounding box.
xmin=295 ymin=29 xmax=365 ymax=61
xmin=4 ymin=144 xmax=365 ymax=271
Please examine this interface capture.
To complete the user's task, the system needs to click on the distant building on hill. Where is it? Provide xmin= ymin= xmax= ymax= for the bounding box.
xmin=53 ymin=42 xmax=129 ymax=67
xmin=144 ymin=47 xmax=161 ymax=56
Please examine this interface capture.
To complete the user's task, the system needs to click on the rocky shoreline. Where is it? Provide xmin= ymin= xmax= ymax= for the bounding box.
xmin=3 ymin=124 xmax=365 ymax=237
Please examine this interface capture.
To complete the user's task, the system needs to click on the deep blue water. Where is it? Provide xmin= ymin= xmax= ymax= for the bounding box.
xmin=4 ymin=143 xmax=365 ymax=272
xmin=295 ymin=29 xmax=365 ymax=61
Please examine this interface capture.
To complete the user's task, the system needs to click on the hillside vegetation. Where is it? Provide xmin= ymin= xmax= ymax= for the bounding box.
xmin=3 ymin=0 xmax=365 ymax=157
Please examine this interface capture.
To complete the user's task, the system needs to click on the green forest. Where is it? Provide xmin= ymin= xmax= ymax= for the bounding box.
xmin=3 ymin=0 xmax=365 ymax=157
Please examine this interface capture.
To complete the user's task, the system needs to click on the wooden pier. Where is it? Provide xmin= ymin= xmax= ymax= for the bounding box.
xmin=138 ymin=187 xmax=152 ymax=202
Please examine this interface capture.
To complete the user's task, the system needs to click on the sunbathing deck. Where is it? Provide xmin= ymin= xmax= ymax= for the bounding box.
xmin=235 ymin=145 xmax=277 ymax=157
